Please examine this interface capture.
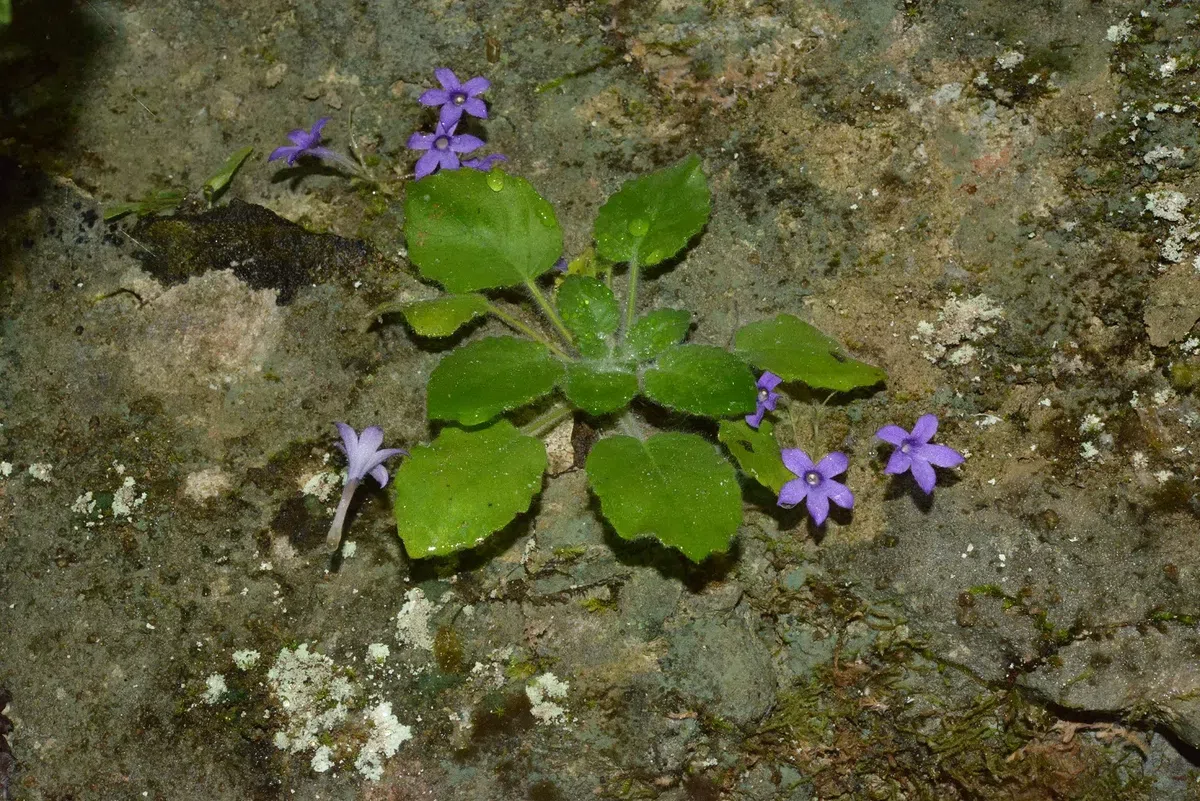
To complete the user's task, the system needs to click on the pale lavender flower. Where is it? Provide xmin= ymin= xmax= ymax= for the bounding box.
xmin=407 ymin=122 xmax=484 ymax=179
xmin=778 ymin=449 xmax=854 ymax=526
xmin=746 ymin=371 xmax=782 ymax=429
xmin=552 ymin=257 xmax=569 ymax=273
xmin=419 ymin=68 xmax=491 ymax=130
xmin=268 ymin=117 xmax=359 ymax=172
xmin=326 ymin=423 xmax=407 ymax=551
xmin=876 ymin=414 xmax=963 ymax=494
xmin=463 ymin=153 xmax=509 ymax=171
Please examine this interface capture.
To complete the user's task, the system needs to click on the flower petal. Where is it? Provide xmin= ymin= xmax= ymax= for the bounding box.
xmin=875 ymin=424 xmax=908 ymax=445
xmin=461 ymin=76 xmax=491 ymax=95
xmin=777 ymin=477 xmax=809 ymax=508
xmin=438 ymin=105 xmax=465 ymax=131
xmin=745 ymin=407 xmax=766 ymax=429
xmin=269 ymin=145 xmax=302 ymax=163
xmin=910 ymin=413 xmax=939 ymax=444
xmin=434 ymin=67 xmax=460 ymax=90
xmin=761 ymin=392 xmax=780 ymax=412
xmin=414 ymin=149 xmax=442 ymax=179
xmin=816 ymin=451 xmax=849 ymax=479
xmin=915 ymin=443 xmax=963 ymax=468
xmin=909 ymin=457 xmax=937 ymax=494
xmin=369 ymin=464 xmax=389 ymax=488
xmin=419 ymin=88 xmax=451 ymax=106
xmin=334 ymin=422 xmax=359 ymax=454
xmin=448 ymin=134 xmax=484 ymax=154
xmin=462 ymin=97 xmax=488 ymax=119
xmin=758 ymin=371 xmax=783 ymax=391
xmin=781 ymin=448 xmax=814 ymax=478
xmin=407 ymin=132 xmax=436 ymax=151
xmin=884 ymin=449 xmax=912 ymax=475
xmin=286 ymin=128 xmax=312 ymax=146
xmin=824 ymin=478 xmax=854 ymax=510
xmin=806 ymin=490 xmax=830 ymax=526
xmin=437 ymin=150 xmax=462 ymax=171
xmin=310 ymin=117 xmax=330 ymax=138
xmin=357 ymin=426 xmax=385 ymax=454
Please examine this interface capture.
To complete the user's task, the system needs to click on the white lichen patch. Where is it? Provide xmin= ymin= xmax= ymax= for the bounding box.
xmin=232 ymin=649 xmax=261 ymax=670
xmin=311 ymin=745 xmax=334 ymax=773
xmin=354 ymin=702 xmax=412 ymax=781
xmin=367 ymin=643 xmax=390 ymax=663
xmin=1080 ymin=441 xmax=1101 ymax=461
xmin=1144 ymin=145 xmax=1185 ymax=167
xmin=184 ymin=467 xmax=233 ymax=502
xmin=202 ymin=673 xmax=228 ymax=704
xmin=342 ymin=541 xmax=357 ymax=558
xmin=1146 ymin=189 xmax=1189 ymax=223
xmin=0 ymin=462 xmax=12 ymax=478
xmin=71 ymin=491 xmax=96 ymax=515
xmin=1079 ymin=414 xmax=1105 ymax=434
xmin=111 ymin=477 xmax=147 ymax=519
xmin=395 ymin=588 xmax=435 ymax=651
xmin=267 ymin=644 xmax=357 ymax=756
xmin=914 ymin=294 xmax=1005 ymax=365
xmin=1106 ymin=18 xmax=1131 ymax=43
xmin=27 ymin=463 xmax=53 ymax=482
xmin=995 ymin=50 xmax=1025 ymax=70
xmin=301 ymin=470 xmax=341 ymax=502
xmin=526 ymin=672 xmax=569 ymax=725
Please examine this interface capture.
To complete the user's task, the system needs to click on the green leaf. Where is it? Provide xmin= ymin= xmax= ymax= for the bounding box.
xmin=642 ymin=344 xmax=756 ymax=418
xmin=103 ymin=189 xmax=184 ymax=221
xmin=624 ymin=309 xmax=691 ymax=361
xmin=586 ymin=432 xmax=742 ymax=562
xmin=593 ymin=155 xmax=711 ymax=267
xmin=203 ymin=146 xmax=254 ymax=203
xmin=405 ymin=168 xmax=563 ymax=292
xmin=0 ymin=0 xmax=11 ymax=25
xmin=717 ymin=419 xmax=793 ymax=494
xmin=556 ymin=275 xmax=619 ymax=357
xmin=734 ymin=314 xmax=886 ymax=392
xmin=563 ymin=361 xmax=638 ymax=415
xmin=428 ymin=336 xmax=564 ymax=425
xmin=373 ymin=294 xmax=490 ymax=337
xmin=394 ymin=421 xmax=547 ymax=558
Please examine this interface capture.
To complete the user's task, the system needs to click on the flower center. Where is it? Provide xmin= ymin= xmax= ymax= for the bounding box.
xmin=451 ymin=91 xmax=468 ymax=106
xmin=900 ymin=441 xmax=912 ymax=454
xmin=804 ymin=470 xmax=821 ymax=487
xmin=434 ymin=135 xmax=451 ymax=151
xmin=757 ymin=388 xmax=770 ymax=402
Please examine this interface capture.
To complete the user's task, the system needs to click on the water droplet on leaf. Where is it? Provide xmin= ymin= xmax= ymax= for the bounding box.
xmin=646 ymin=250 xmax=663 ymax=264
xmin=486 ymin=172 xmax=504 ymax=192
xmin=628 ymin=218 xmax=650 ymax=237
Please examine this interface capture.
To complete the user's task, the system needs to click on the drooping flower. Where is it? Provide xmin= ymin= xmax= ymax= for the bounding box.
xmin=778 ymin=449 xmax=854 ymax=526
xmin=407 ymin=122 xmax=484 ymax=179
xmin=419 ymin=68 xmax=491 ymax=130
xmin=462 ymin=153 xmax=509 ymax=171
xmin=746 ymin=371 xmax=782 ymax=429
xmin=876 ymin=414 xmax=964 ymax=494
xmin=326 ymin=423 xmax=407 ymax=551
xmin=268 ymin=117 xmax=358 ymax=172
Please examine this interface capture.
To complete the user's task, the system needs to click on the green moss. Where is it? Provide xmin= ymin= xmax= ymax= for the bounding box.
xmin=433 ymin=625 xmax=465 ymax=673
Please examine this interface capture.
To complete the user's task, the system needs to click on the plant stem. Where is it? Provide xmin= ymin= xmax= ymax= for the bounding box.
xmin=487 ymin=302 xmax=568 ymax=359
xmin=623 ymin=254 xmax=640 ymax=334
xmin=524 ymin=279 xmax=575 ymax=351
xmin=326 ymin=480 xmax=359 ymax=551
xmin=521 ymin=402 xmax=573 ymax=438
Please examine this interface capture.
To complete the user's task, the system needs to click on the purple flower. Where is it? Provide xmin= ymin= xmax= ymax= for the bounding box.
xmin=746 ymin=371 xmax=782 ymax=429
xmin=419 ymin=68 xmax=491 ymax=130
xmin=407 ymin=122 xmax=484 ymax=179
xmin=326 ymin=423 xmax=407 ymax=551
xmin=778 ymin=449 xmax=854 ymax=526
xmin=268 ymin=117 xmax=356 ymax=170
xmin=552 ymin=257 xmax=569 ymax=273
xmin=876 ymin=414 xmax=964 ymax=494
xmin=463 ymin=153 xmax=509 ymax=171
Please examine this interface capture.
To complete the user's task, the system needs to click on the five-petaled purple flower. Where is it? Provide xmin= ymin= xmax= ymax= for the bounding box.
xmin=876 ymin=414 xmax=964 ymax=494
xmin=778 ymin=450 xmax=854 ymax=526
xmin=407 ymin=122 xmax=484 ymax=179
xmin=746 ymin=371 xmax=782 ymax=429
xmin=326 ymin=423 xmax=407 ymax=551
xmin=269 ymin=117 xmax=357 ymax=172
xmin=420 ymin=68 xmax=491 ymax=130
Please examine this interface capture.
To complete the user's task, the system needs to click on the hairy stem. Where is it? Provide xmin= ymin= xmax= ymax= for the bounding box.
xmin=487 ymin=302 xmax=568 ymax=359
xmin=521 ymin=402 xmax=574 ymax=438
xmin=524 ymin=279 xmax=575 ymax=351
xmin=623 ymin=254 xmax=641 ymax=335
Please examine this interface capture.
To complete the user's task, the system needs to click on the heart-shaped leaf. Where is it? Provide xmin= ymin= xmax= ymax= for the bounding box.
xmin=405 ymin=168 xmax=563 ymax=292
xmin=717 ymin=419 xmax=792 ymax=494
xmin=593 ymin=156 xmax=711 ymax=267
xmin=394 ymin=420 xmax=547 ymax=558
xmin=586 ymin=432 xmax=742 ymax=562
xmin=556 ymin=275 xmax=619 ymax=358
xmin=563 ymin=361 xmax=638 ymax=415
xmin=428 ymin=336 xmax=564 ymax=425
xmin=642 ymin=344 xmax=757 ymax=418
xmin=624 ymin=308 xmax=691 ymax=362
xmin=373 ymin=294 xmax=490 ymax=337
xmin=734 ymin=314 xmax=886 ymax=392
